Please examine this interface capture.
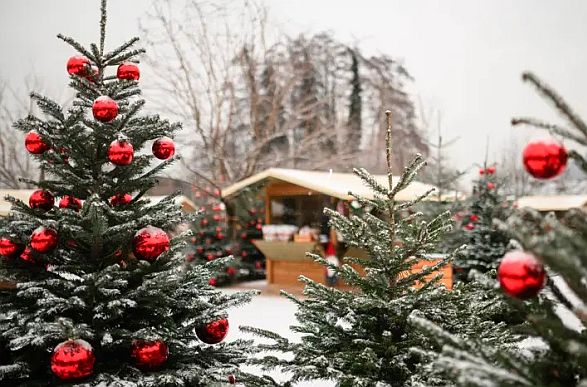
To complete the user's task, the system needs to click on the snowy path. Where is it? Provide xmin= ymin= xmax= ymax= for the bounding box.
xmin=224 ymin=282 xmax=334 ymax=387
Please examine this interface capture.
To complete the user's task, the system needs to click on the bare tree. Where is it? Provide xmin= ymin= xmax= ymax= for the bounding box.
xmin=0 ymin=77 xmax=43 ymax=188
xmin=140 ymin=0 xmax=427 ymax=190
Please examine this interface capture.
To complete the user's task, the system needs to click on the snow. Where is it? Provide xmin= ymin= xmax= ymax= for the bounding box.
xmin=224 ymin=282 xmax=335 ymax=387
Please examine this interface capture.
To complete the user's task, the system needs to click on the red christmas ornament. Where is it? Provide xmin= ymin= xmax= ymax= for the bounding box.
xmin=464 ymin=222 xmax=475 ymax=231
xmin=196 ymin=246 xmax=204 ymax=254
xmin=20 ymin=247 xmax=35 ymax=263
xmin=25 ymin=131 xmax=50 ymax=154
xmin=498 ymin=250 xmax=546 ymax=300
xmin=216 ymin=233 xmax=225 ymax=240
xmin=469 ymin=214 xmax=479 ymax=222
xmin=228 ymin=374 xmax=236 ymax=384
xmin=522 ymin=139 xmax=567 ymax=179
xmin=255 ymin=223 xmax=262 ymax=230
xmin=254 ymin=261 xmax=263 ymax=270
xmin=241 ymin=250 xmax=248 ymax=258
xmin=66 ymin=56 xmax=90 ymax=76
xmin=240 ymin=232 xmax=247 ymax=239
xmin=92 ymin=96 xmax=119 ymax=122
xmin=132 ymin=226 xmax=170 ymax=262
xmin=478 ymin=168 xmax=485 ymax=175
xmin=209 ymin=278 xmax=218 ymax=286
xmin=152 ymin=137 xmax=175 ymax=160
xmin=206 ymin=253 xmax=215 ymax=261
xmin=195 ymin=318 xmax=229 ymax=344
xmin=487 ymin=182 xmax=496 ymax=190
xmin=59 ymin=195 xmax=82 ymax=212
xmin=117 ymin=62 xmax=140 ymax=81
xmin=130 ymin=339 xmax=168 ymax=368
xmin=51 ymin=339 xmax=95 ymax=380
xmin=31 ymin=226 xmax=59 ymax=253
xmin=108 ymin=139 xmax=134 ymax=166
xmin=226 ymin=267 xmax=236 ymax=276
xmin=110 ymin=193 xmax=132 ymax=206
xmin=0 ymin=237 xmax=24 ymax=258
xmin=486 ymin=166 xmax=496 ymax=174
xmin=29 ymin=189 xmax=54 ymax=211
xmin=201 ymin=218 xmax=209 ymax=226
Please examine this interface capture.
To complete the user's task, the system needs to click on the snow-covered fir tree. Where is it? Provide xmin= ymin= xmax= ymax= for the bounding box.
xmin=411 ymin=72 xmax=587 ymax=386
xmin=242 ymin=111 xmax=467 ymax=386
xmin=0 ymin=1 xmax=262 ymax=385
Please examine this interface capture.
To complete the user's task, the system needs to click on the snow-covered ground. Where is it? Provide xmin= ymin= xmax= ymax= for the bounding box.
xmin=224 ymin=282 xmax=334 ymax=387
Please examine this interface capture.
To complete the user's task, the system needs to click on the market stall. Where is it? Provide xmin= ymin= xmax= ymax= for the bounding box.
xmin=222 ymin=168 xmax=455 ymax=289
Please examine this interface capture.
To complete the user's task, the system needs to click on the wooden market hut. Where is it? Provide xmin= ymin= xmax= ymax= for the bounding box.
xmin=221 ymin=168 xmax=456 ymax=289
xmin=516 ymin=195 xmax=587 ymax=215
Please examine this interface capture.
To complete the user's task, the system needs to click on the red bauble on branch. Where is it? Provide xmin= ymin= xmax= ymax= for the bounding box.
xmin=51 ymin=339 xmax=95 ymax=380
xmin=152 ymin=137 xmax=175 ymax=160
xmin=522 ymin=139 xmax=568 ymax=179
xmin=29 ymin=189 xmax=55 ymax=211
xmin=131 ymin=339 xmax=168 ymax=368
xmin=463 ymin=222 xmax=475 ymax=231
xmin=31 ymin=226 xmax=59 ymax=253
xmin=0 ymin=237 xmax=24 ymax=258
xmin=228 ymin=374 xmax=236 ymax=384
xmin=487 ymin=182 xmax=496 ymax=190
xmin=132 ymin=226 xmax=170 ymax=262
xmin=66 ymin=56 xmax=90 ymax=76
xmin=117 ymin=62 xmax=140 ymax=81
xmin=59 ymin=195 xmax=82 ymax=212
xmin=25 ymin=131 xmax=50 ymax=154
xmin=108 ymin=139 xmax=134 ymax=166
xmin=498 ymin=250 xmax=546 ymax=300
xmin=486 ymin=166 xmax=496 ymax=174
xmin=110 ymin=193 xmax=132 ymax=206
xmin=92 ymin=96 xmax=119 ymax=122
xmin=469 ymin=214 xmax=479 ymax=222
xmin=195 ymin=318 xmax=229 ymax=344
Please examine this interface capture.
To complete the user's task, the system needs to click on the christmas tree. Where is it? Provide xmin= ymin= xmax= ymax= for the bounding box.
xmin=0 ymin=1 xmax=258 ymax=385
xmin=411 ymin=72 xmax=587 ymax=386
xmin=243 ymin=111 xmax=464 ymax=386
xmin=452 ymin=165 xmax=512 ymax=281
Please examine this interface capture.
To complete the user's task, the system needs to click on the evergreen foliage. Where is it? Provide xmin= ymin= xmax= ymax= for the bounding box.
xmin=411 ymin=72 xmax=587 ymax=386
xmin=452 ymin=167 xmax=512 ymax=280
xmin=242 ymin=111 xmax=461 ymax=386
xmin=0 ymin=2 xmax=259 ymax=385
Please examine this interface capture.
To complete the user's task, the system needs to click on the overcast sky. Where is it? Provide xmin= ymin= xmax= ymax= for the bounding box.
xmin=1 ymin=0 xmax=586 ymax=176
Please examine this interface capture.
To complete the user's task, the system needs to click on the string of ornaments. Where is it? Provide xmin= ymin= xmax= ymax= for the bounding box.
xmin=0 ymin=55 xmax=212 ymax=382
xmin=496 ymin=138 xmax=566 ymax=300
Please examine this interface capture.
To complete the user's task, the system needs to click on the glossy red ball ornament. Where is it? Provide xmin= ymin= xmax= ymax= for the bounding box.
xmin=498 ymin=250 xmax=546 ymax=299
xmin=130 ymin=339 xmax=168 ymax=368
xmin=206 ymin=253 xmax=215 ymax=261
xmin=110 ymin=193 xmax=132 ymax=206
xmin=195 ymin=318 xmax=229 ymax=344
xmin=0 ymin=237 xmax=24 ymax=258
xmin=486 ymin=166 xmax=496 ymax=174
xmin=464 ymin=222 xmax=475 ymax=231
xmin=108 ymin=139 xmax=134 ymax=166
xmin=31 ymin=226 xmax=59 ymax=253
xmin=209 ymin=278 xmax=218 ymax=286
xmin=478 ymin=168 xmax=485 ymax=175
xmin=522 ymin=139 xmax=568 ymax=179
xmin=59 ymin=195 xmax=82 ymax=212
xmin=92 ymin=96 xmax=119 ymax=122
xmin=228 ymin=374 xmax=236 ymax=384
xmin=469 ymin=214 xmax=479 ymax=222
xmin=66 ymin=56 xmax=90 ymax=76
xmin=487 ymin=182 xmax=496 ymax=190
xmin=255 ymin=261 xmax=263 ymax=270
xmin=117 ymin=62 xmax=140 ymax=81
xmin=51 ymin=339 xmax=95 ymax=380
xmin=132 ymin=226 xmax=170 ymax=262
xmin=226 ymin=267 xmax=236 ymax=276
xmin=152 ymin=137 xmax=175 ymax=160
xmin=29 ymin=189 xmax=54 ymax=211
xmin=25 ymin=131 xmax=50 ymax=154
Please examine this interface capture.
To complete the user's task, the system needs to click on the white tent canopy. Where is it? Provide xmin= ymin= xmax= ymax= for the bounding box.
xmin=221 ymin=168 xmax=461 ymax=202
